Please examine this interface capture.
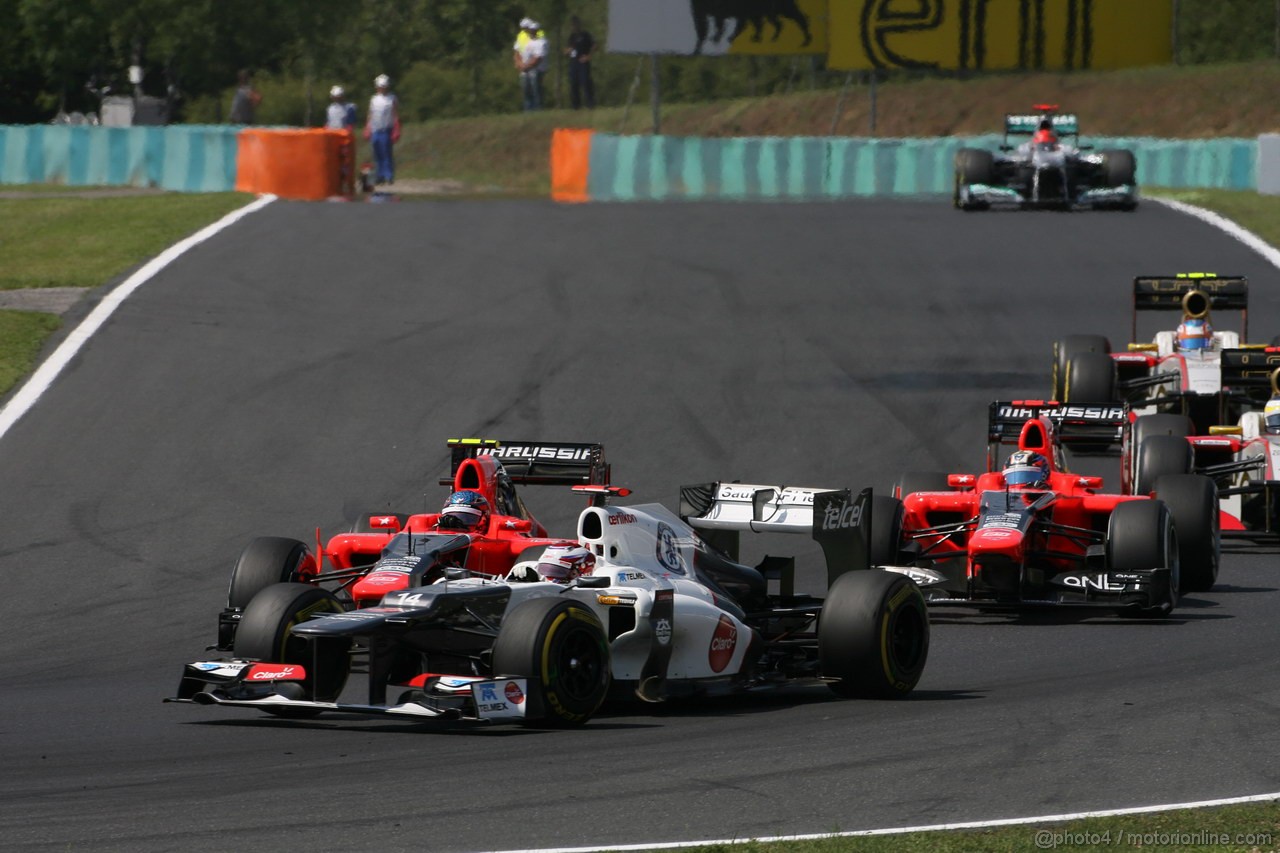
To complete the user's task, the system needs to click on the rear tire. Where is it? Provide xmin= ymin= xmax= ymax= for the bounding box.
xmin=867 ymin=494 xmax=904 ymax=567
xmin=1106 ymin=500 xmax=1177 ymax=617
xmin=1063 ymin=351 xmax=1116 ymax=404
xmin=227 ymin=537 xmax=311 ymax=610
xmin=1156 ymin=474 xmax=1219 ymax=593
xmin=1132 ymin=434 xmax=1194 ymax=496
xmin=819 ymin=571 xmax=929 ymax=698
xmin=492 ymin=598 xmax=610 ymax=727
xmin=234 ymin=583 xmax=351 ymax=715
xmin=1052 ymin=335 xmax=1111 ymax=402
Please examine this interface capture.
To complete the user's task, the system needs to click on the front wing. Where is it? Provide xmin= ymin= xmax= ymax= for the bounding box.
xmin=880 ymin=563 xmax=1174 ymax=612
xmin=957 ymin=181 xmax=1137 ymax=209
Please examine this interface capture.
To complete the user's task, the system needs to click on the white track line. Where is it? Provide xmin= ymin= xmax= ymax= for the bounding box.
xmin=0 ymin=193 xmax=276 ymax=443
xmin=1147 ymin=195 xmax=1280 ymax=271
xmin=479 ymin=791 xmax=1280 ymax=853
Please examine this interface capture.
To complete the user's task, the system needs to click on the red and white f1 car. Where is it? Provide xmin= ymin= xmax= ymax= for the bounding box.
xmin=169 ymin=483 xmax=929 ymax=728
xmin=872 ymin=401 xmax=1220 ymax=615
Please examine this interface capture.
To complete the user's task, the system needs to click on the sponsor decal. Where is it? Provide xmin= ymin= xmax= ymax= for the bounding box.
xmin=708 ymin=615 xmax=738 ymax=673
xmin=482 ymin=446 xmax=593 ymax=461
xmin=246 ymin=664 xmax=304 ymax=681
xmin=654 ymin=617 xmax=672 ymax=646
xmin=821 ymin=498 xmax=863 ymax=531
xmin=616 ymin=571 xmax=647 ymax=582
xmin=361 ymin=572 xmax=405 ymax=586
xmin=504 ymin=681 xmax=525 ymax=705
xmin=718 ymin=486 xmax=757 ymax=501
xmin=981 ymin=512 xmax=1022 ymax=530
xmin=195 ymin=662 xmax=246 ymax=673
xmin=655 ymin=523 xmax=686 ymax=574
xmin=977 ymin=528 xmax=1016 ymax=540
xmin=1059 ymin=574 xmax=1127 ymax=592
xmin=1193 ymin=439 xmax=1233 ymax=447
xmin=608 ymin=512 xmax=638 ymax=525
xmin=998 ymin=405 xmax=1125 ymax=421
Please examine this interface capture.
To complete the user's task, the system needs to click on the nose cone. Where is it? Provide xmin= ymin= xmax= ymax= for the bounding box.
xmin=969 ymin=526 xmax=1023 ymax=556
xmin=352 ymin=571 xmax=410 ymax=605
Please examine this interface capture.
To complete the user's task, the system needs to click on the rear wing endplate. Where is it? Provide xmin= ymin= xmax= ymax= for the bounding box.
xmin=1004 ymin=113 xmax=1077 ymax=137
xmin=440 ymin=439 xmax=609 ymax=486
xmin=681 ymin=482 xmax=871 ymax=589
xmin=1132 ymin=274 xmax=1248 ymax=340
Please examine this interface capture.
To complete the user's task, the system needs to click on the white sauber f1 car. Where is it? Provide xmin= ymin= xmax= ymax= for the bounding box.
xmin=169 ymin=484 xmax=929 ymax=728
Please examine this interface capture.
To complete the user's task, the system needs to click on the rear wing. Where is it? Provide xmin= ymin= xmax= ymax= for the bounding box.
xmin=1004 ymin=112 xmax=1077 ymax=137
xmin=987 ymin=401 xmax=1125 ymax=458
xmin=439 ymin=439 xmax=609 ymax=486
xmin=1132 ymin=274 xmax=1248 ymax=340
xmin=1220 ymin=349 xmax=1280 ymax=403
xmin=681 ymin=482 xmax=872 ymax=588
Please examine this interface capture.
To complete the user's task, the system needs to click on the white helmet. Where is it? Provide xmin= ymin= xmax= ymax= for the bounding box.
xmin=535 ymin=544 xmax=596 ymax=584
xmin=1265 ymin=397 xmax=1280 ymax=435
xmin=329 ymin=85 xmax=344 ymax=98
xmin=374 ymin=74 xmax=390 ymax=88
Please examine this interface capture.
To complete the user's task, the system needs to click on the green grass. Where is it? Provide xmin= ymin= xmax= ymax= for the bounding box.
xmin=646 ymin=801 xmax=1280 ymax=852
xmin=1146 ymin=187 xmax=1280 ymax=250
xmin=0 ymin=192 xmax=254 ymax=290
xmin=0 ymin=309 xmax=60 ymax=393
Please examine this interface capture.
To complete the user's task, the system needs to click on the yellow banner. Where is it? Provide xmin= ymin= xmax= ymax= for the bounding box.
xmin=827 ymin=0 xmax=1172 ymax=71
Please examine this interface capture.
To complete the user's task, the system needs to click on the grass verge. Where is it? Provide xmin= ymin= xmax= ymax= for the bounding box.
xmin=0 ymin=310 xmax=60 ymax=394
xmin=0 ymin=192 xmax=254 ymax=290
xmin=1146 ymin=187 xmax=1280 ymax=251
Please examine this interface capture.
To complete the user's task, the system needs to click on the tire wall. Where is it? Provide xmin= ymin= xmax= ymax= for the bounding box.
xmin=574 ymin=133 xmax=1257 ymax=201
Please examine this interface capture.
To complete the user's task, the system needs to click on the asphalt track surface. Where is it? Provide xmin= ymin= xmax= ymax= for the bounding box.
xmin=2 ymin=198 xmax=1280 ymax=852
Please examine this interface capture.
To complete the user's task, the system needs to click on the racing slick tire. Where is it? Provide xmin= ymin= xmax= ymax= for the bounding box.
xmin=491 ymin=597 xmax=610 ymax=727
xmin=234 ymin=583 xmax=351 ymax=715
xmin=1132 ymin=434 xmax=1194 ymax=496
xmin=1106 ymin=499 xmax=1178 ymax=617
xmin=1052 ymin=335 xmax=1111 ymax=402
xmin=819 ymin=570 xmax=929 ymax=698
xmin=1102 ymin=149 xmax=1136 ymax=187
xmin=1155 ymin=474 xmax=1220 ymax=593
xmin=954 ymin=148 xmax=993 ymax=210
xmin=867 ymin=494 xmax=905 ymax=567
xmin=893 ymin=472 xmax=950 ymax=501
xmin=227 ymin=537 xmax=312 ymax=610
xmin=1063 ymin=351 xmax=1116 ymax=404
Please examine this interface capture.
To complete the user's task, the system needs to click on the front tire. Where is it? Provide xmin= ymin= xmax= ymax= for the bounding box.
xmin=1156 ymin=474 xmax=1219 ymax=593
xmin=227 ymin=537 xmax=312 ymax=610
xmin=234 ymin=583 xmax=351 ymax=714
xmin=819 ymin=571 xmax=929 ymax=698
xmin=1106 ymin=500 xmax=1177 ymax=617
xmin=491 ymin=598 xmax=610 ymax=727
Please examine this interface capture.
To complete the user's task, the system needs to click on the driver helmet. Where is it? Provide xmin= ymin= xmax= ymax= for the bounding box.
xmin=1003 ymin=450 xmax=1050 ymax=488
xmin=1033 ymin=118 xmax=1056 ymax=145
xmin=1177 ymin=317 xmax=1214 ymax=351
xmin=439 ymin=490 xmax=490 ymax=531
xmin=534 ymin=543 xmax=595 ymax=584
xmin=1266 ymin=397 xmax=1280 ymax=435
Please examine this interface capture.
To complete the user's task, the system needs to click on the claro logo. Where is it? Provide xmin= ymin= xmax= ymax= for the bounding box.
xmin=822 ymin=500 xmax=863 ymax=531
xmin=708 ymin=615 xmax=737 ymax=673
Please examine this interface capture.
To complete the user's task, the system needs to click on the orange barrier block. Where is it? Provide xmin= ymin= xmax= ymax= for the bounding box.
xmin=235 ymin=128 xmax=347 ymax=200
xmin=550 ymin=128 xmax=594 ymax=203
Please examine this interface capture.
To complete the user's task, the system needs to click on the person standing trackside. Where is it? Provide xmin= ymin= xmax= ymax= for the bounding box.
xmin=364 ymin=74 xmax=400 ymax=185
xmin=325 ymin=85 xmax=358 ymax=196
xmin=565 ymin=16 xmax=596 ymax=110
xmin=514 ymin=18 xmax=547 ymax=111
xmin=228 ymin=69 xmax=261 ymax=124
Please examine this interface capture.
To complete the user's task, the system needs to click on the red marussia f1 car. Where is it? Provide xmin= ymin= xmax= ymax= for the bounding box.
xmin=213 ymin=439 xmax=614 ymax=650
xmin=871 ymin=401 xmax=1220 ymax=615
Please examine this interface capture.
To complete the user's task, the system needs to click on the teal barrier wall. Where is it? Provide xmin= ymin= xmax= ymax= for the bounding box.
xmin=0 ymin=125 xmax=240 ymax=192
xmin=587 ymin=134 xmax=1256 ymax=201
